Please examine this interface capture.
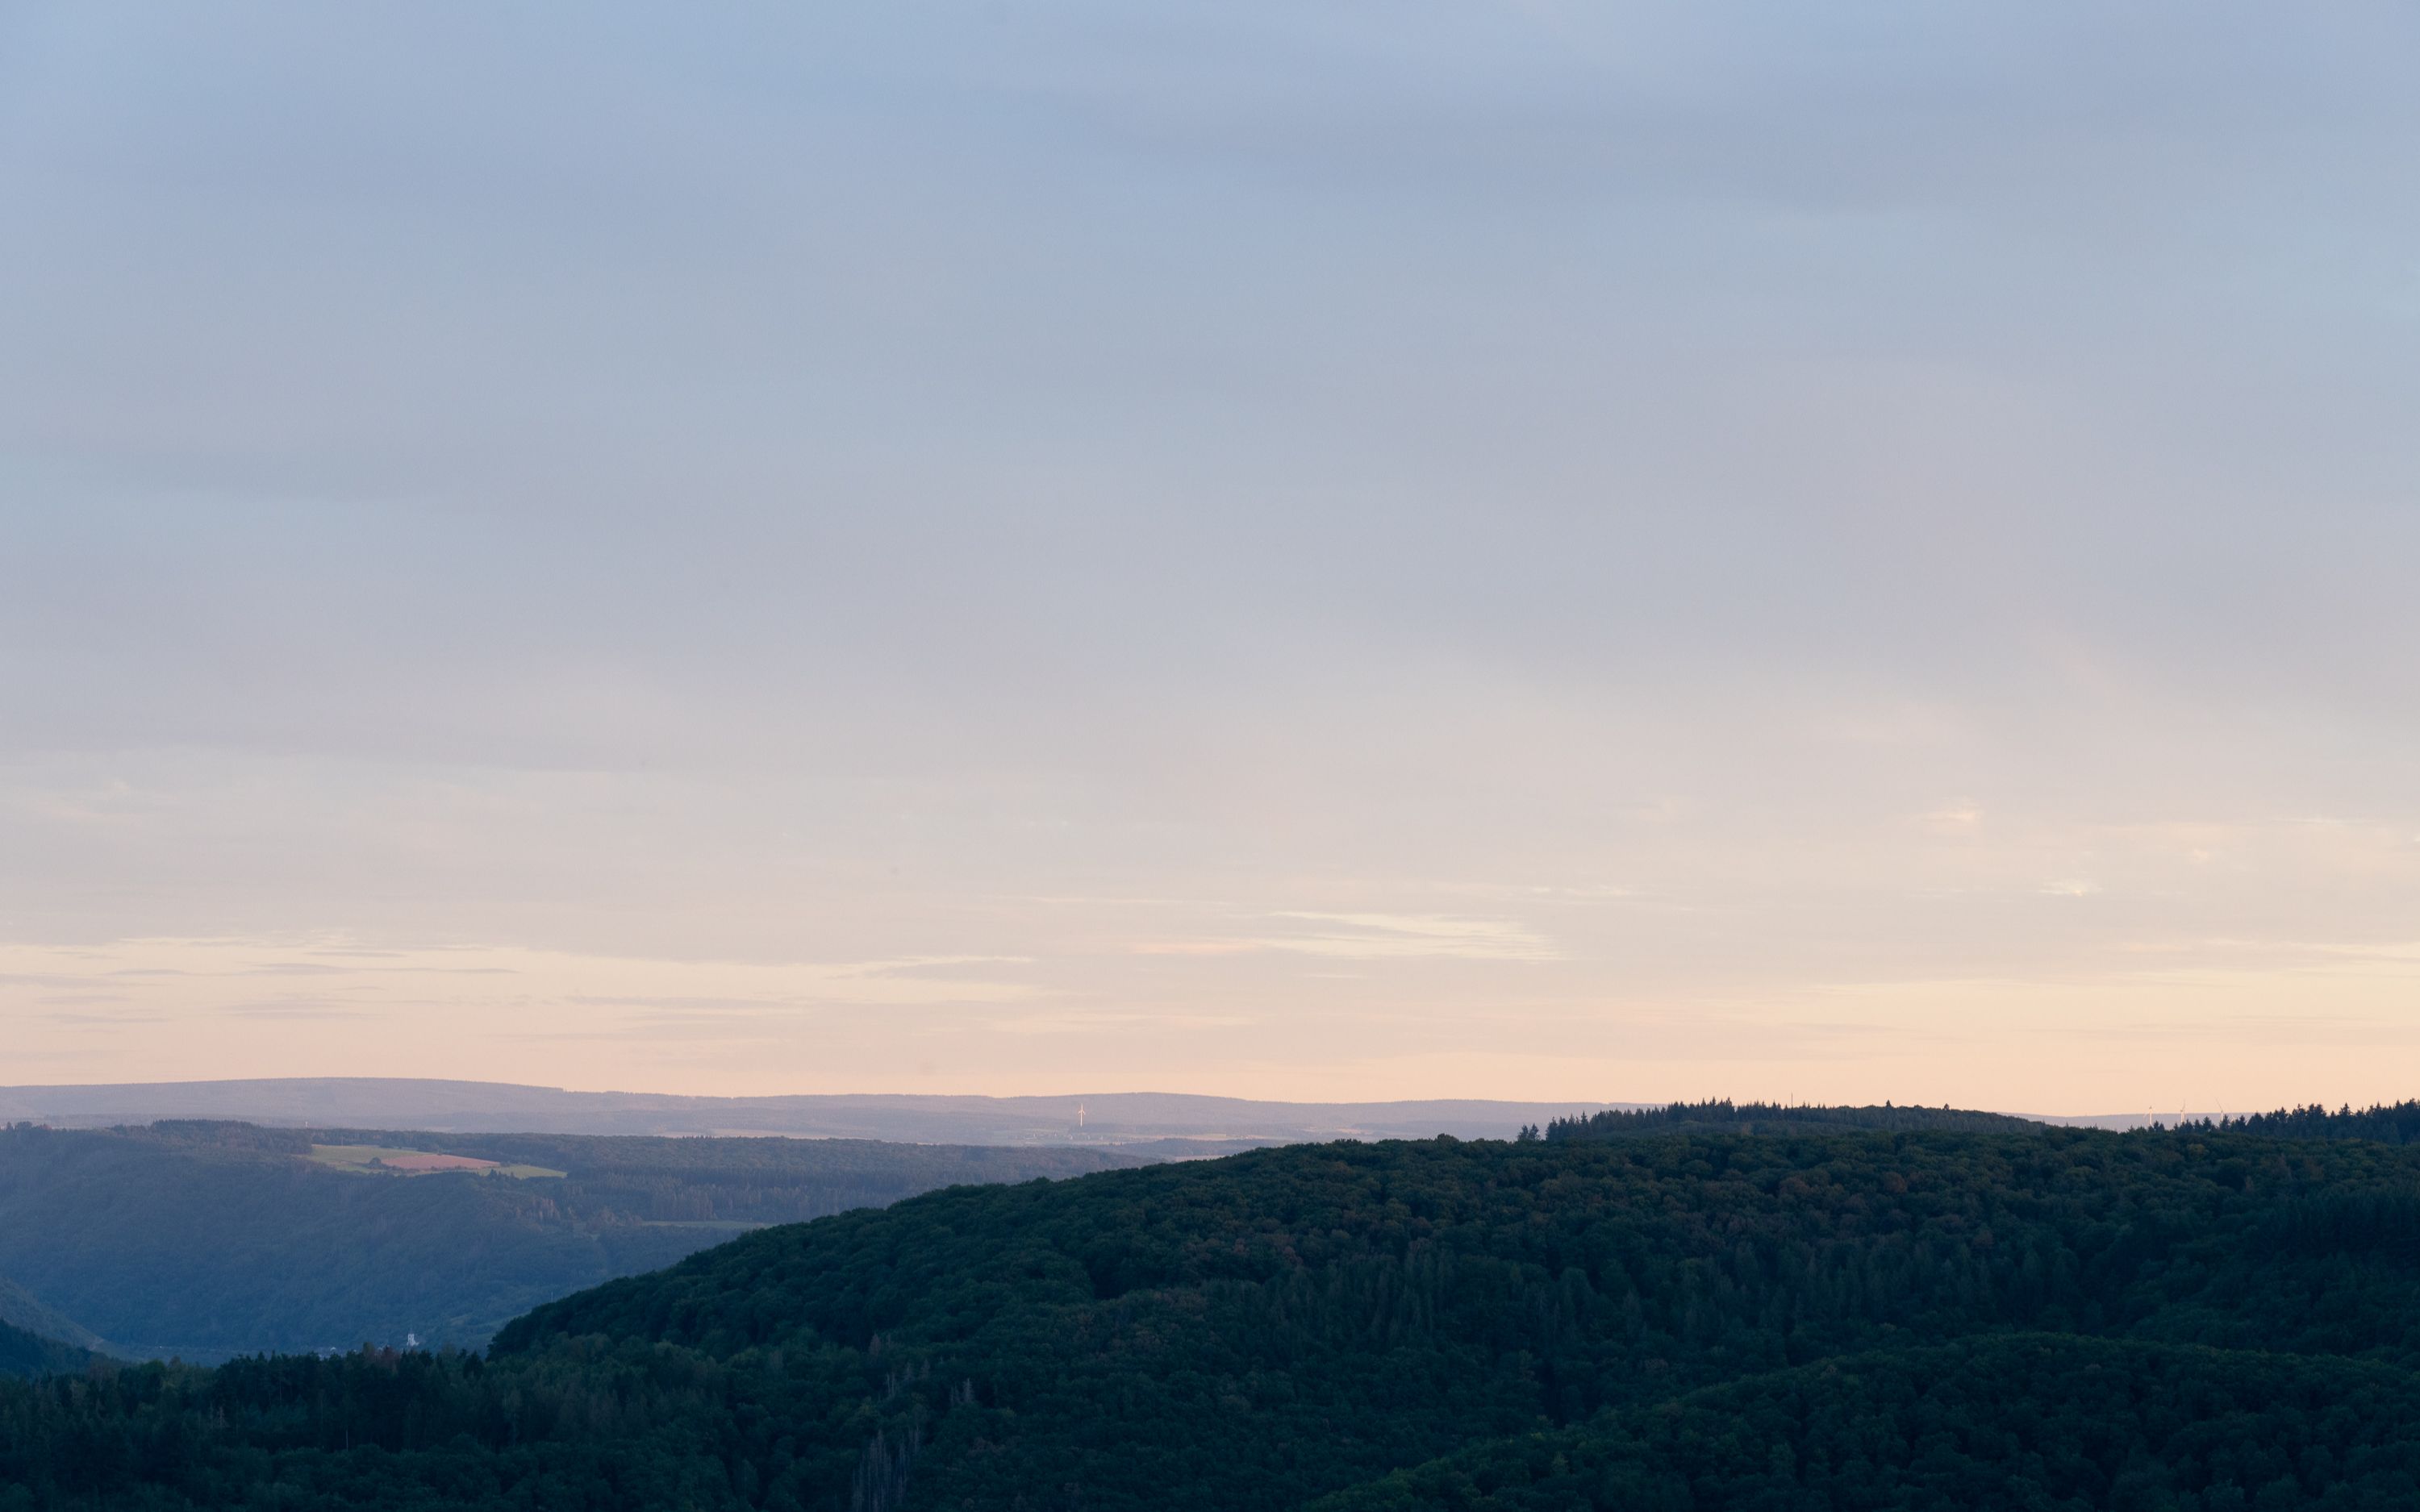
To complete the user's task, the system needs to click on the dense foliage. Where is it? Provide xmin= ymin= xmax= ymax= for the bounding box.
xmin=1312 ymin=1335 xmax=2420 ymax=1511
xmin=1546 ymin=1099 xmax=2042 ymax=1139
xmin=0 ymin=1122 xmax=1139 ymax=1359
xmin=5 ymin=1127 xmax=2420 ymax=1506
xmin=2172 ymin=1102 xmax=2420 ymax=1147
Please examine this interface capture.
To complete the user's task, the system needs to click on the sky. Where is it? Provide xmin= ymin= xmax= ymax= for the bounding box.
xmin=3 ymin=2 xmax=2418 ymax=1111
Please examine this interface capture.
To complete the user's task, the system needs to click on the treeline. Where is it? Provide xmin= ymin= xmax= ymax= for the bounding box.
xmin=1545 ymin=1098 xmax=2040 ymax=1139
xmin=10 ymin=1128 xmax=2420 ymax=1507
xmin=0 ymin=1123 xmax=1141 ymax=1360
xmin=2169 ymin=1100 xmax=2420 ymax=1146
xmin=1543 ymin=1098 xmax=2420 ymax=1146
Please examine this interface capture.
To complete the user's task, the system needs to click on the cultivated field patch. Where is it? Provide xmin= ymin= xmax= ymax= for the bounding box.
xmin=307 ymin=1144 xmax=565 ymax=1179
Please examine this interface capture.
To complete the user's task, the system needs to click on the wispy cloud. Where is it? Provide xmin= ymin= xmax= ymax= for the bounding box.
xmin=1922 ymin=804 xmax=1982 ymax=836
xmin=990 ymin=1009 xmax=1261 ymax=1036
xmin=1133 ymin=912 xmax=1558 ymax=963
xmin=0 ymin=938 xmax=1044 ymax=1041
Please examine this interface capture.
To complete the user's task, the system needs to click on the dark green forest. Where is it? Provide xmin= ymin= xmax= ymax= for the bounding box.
xmin=1312 ymin=1335 xmax=2420 ymax=1511
xmin=2172 ymin=1102 xmax=2420 ymax=1147
xmin=0 ymin=1122 xmax=1141 ymax=1359
xmin=1544 ymin=1099 xmax=2044 ymax=1139
xmin=10 ymin=1119 xmax=2420 ymax=1508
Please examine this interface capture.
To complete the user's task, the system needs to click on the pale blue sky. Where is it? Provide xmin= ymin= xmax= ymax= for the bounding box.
xmin=4 ymin=2 xmax=2418 ymax=1107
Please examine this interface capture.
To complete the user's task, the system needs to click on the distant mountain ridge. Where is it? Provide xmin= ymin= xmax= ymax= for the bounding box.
xmin=0 ymin=1079 xmax=1623 ymax=1143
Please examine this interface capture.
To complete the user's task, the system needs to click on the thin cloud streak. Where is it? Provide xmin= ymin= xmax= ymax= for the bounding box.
xmin=1132 ymin=912 xmax=1558 ymax=962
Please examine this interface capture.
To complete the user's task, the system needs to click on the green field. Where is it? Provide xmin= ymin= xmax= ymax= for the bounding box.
xmin=306 ymin=1143 xmax=565 ymax=1179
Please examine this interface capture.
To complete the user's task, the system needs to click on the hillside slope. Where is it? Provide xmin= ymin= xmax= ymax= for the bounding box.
xmin=0 ymin=1276 xmax=106 ymax=1356
xmin=492 ymin=1129 xmax=2420 ymax=1509
xmin=0 ymin=1122 xmax=1143 ymax=1359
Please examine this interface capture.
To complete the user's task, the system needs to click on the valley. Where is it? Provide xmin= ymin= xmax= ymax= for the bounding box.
xmin=0 ymin=1120 xmax=1146 ymax=1362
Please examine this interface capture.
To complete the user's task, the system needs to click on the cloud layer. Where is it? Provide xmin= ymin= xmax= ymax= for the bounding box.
xmin=3 ymin=2 xmax=2417 ymax=1107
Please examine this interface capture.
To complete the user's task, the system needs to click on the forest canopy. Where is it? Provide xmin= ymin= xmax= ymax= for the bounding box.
xmin=1543 ymin=1098 xmax=2043 ymax=1139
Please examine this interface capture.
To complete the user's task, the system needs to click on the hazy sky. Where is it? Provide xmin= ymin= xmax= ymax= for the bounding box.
xmin=5 ymin=2 xmax=2418 ymax=1110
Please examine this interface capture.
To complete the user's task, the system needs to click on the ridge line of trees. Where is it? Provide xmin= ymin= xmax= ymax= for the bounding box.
xmin=1545 ymin=1099 xmax=2038 ymax=1139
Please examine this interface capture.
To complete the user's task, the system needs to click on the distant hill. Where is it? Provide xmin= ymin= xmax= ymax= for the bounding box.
xmin=0 ymin=1121 xmax=1149 ymax=1360
xmin=0 ymin=1079 xmax=1618 ymax=1143
xmin=1544 ymin=1098 xmax=2044 ymax=1139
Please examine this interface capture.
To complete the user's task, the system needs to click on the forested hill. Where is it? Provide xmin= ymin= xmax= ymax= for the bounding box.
xmin=12 ymin=1127 xmax=2420 ymax=1508
xmin=0 ymin=1121 xmax=1144 ymax=1360
xmin=1544 ymin=1098 xmax=2042 ymax=1139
